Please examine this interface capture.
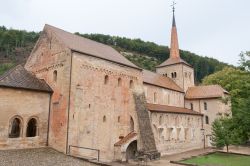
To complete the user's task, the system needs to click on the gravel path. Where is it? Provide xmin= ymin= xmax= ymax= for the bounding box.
xmin=0 ymin=148 xmax=89 ymax=166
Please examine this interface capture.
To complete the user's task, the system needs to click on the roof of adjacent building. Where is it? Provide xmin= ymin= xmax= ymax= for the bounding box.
xmin=147 ymin=103 xmax=203 ymax=116
xmin=114 ymin=132 xmax=137 ymax=146
xmin=142 ymin=70 xmax=184 ymax=93
xmin=157 ymin=57 xmax=191 ymax=68
xmin=0 ymin=65 xmax=53 ymax=93
xmin=44 ymin=24 xmax=140 ymax=69
xmin=185 ymin=85 xmax=229 ymax=99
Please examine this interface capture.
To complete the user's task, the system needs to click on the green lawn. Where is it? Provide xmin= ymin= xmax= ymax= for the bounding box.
xmin=180 ymin=152 xmax=250 ymax=166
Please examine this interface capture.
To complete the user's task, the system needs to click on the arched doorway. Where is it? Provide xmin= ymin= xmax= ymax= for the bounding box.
xmin=9 ymin=117 xmax=22 ymax=138
xmin=26 ymin=118 xmax=37 ymax=137
xmin=126 ymin=140 xmax=138 ymax=160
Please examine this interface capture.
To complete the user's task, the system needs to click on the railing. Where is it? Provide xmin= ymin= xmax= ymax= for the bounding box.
xmin=68 ymin=145 xmax=100 ymax=162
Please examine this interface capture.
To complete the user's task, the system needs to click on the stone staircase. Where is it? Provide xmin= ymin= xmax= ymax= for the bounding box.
xmin=133 ymin=93 xmax=160 ymax=160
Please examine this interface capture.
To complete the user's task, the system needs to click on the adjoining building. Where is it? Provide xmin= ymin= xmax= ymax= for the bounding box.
xmin=0 ymin=9 xmax=230 ymax=162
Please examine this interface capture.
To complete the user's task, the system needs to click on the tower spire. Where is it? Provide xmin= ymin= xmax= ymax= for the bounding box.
xmin=170 ymin=1 xmax=180 ymax=59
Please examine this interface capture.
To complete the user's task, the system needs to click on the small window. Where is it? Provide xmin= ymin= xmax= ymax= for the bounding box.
xmin=118 ymin=78 xmax=122 ymax=87
xmin=205 ymin=116 xmax=209 ymax=124
xmin=130 ymin=116 xmax=134 ymax=132
xmin=163 ymin=73 xmax=167 ymax=77
xmin=118 ymin=116 xmax=120 ymax=123
xmin=103 ymin=116 xmax=106 ymax=122
xmin=171 ymin=73 xmax=174 ymax=78
xmin=129 ymin=80 xmax=134 ymax=89
xmin=9 ymin=118 xmax=21 ymax=138
xmin=153 ymin=92 xmax=157 ymax=103
xmin=204 ymin=102 xmax=207 ymax=110
xmin=26 ymin=118 xmax=37 ymax=137
xmin=190 ymin=103 xmax=193 ymax=110
xmin=185 ymin=72 xmax=188 ymax=78
xmin=53 ymin=70 xmax=57 ymax=82
xmin=104 ymin=75 xmax=109 ymax=85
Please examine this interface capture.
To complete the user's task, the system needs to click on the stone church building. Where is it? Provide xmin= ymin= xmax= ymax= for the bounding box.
xmin=0 ymin=12 xmax=231 ymax=162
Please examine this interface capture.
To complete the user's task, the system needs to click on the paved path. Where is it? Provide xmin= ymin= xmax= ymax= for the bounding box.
xmin=0 ymin=146 xmax=249 ymax=166
xmin=0 ymin=148 xmax=88 ymax=166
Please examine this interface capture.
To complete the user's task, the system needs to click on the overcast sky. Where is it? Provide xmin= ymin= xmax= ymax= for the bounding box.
xmin=1 ymin=0 xmax=250 ymax=65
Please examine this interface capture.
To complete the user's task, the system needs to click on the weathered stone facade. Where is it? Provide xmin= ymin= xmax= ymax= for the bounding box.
xmin=185 ymin=95 xmax=231 ymax=146
xmin=149 ymin=111 xmax=203 ymax=155
xmin=25 ymin=26 xmax=72 ymax=153
xmin=0 ymin=88 xmax=50 ymax=149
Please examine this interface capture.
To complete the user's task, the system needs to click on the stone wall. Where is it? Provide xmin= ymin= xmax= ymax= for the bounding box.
xmin=67 ymin=52 xmax=143 ymax=162
xmin=149 ymin=111 xmax=203 ymax=155
xmin=185 ymin=96 xmax=231 ymax=146
xmin=0 ymin=88 xmax=50 ymax=149
xmin=25 ymin=28 xmax=72 ymax=153
xmin=156 ymin=64 xmax=194 ymax=92
xmin=144 ymin=84 xmax=184 ymax=107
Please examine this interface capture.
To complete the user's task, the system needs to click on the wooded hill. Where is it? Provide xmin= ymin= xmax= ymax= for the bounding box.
xmin=0 ymin=26 xmax=231 ymax=82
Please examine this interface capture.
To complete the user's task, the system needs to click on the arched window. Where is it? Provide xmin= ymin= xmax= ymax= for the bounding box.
xmin=205 ymin=116 xmax=209 ymax=124
xmin=9 ymin=117 xmax=22 ymax=138
xmin=129 ymin=80 xmax=134 ymax=89
xmin=118 ymin=116 xmax=120 ymax=123
xmin=153 ymin=92 xmax=157 ymax=103
xmin=130 ymin=116 xmax=134 ymax=132
xmin=190 ymin=103 xmax=193 ymax=110
xmin=104 ymin=75 xmax=109 ymax=85
xmin=26 ymin=118 xmax=37 ymax=137
xmin=171 ymin=73 xmax=174 ymax=78
xmin=118 ymin=78 xmax=122 ymax=87
xmin=204 ymin=102 xmax=207 ymax=110
xmin=103 ymin=116 xmax=106 ymax=122
xmin=159 ymin=115 xmax=163 ymax=125
xmin=53 ymin=70 xmax=57 ymax=82
xmin=174 ymin=72 xmax=177 ymax=78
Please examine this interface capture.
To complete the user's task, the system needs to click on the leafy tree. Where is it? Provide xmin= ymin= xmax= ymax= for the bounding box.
xmin=239 ymin=51 xmax=250 ymax=71
xmin=203 ymin=66 xmax=250 ymax=145
xmin=212 ymin=118 xmax=233 ymax=152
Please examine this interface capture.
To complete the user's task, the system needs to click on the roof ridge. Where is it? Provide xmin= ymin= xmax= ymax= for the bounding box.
xmin=45 ymin=24 xmax=117 ymax=52
xmin=149 ymin=103 xmax=192 ymax=111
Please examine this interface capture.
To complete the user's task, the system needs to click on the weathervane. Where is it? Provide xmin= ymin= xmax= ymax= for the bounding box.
xmin=171 ymin=1 xmax=176 ymax=13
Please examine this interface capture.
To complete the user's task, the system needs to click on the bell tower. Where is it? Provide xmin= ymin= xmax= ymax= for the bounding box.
xmin=156 ymin=2 xmax=194 ymax=92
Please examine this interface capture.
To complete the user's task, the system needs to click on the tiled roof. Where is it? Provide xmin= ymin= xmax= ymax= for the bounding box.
xmin=44 ymin=24 xmax=140 ymax=69
xmin=114 ymin=132 xmax=137 ymax=146
xmin=142 ymin=70 xmax=184 ymax=93
xmin=0 ymin=65 xmax=52 ymax=93
xmin=147 ymin=103 xmax=202 ymax=116
xmin=185 ymin=85 xmax=229 ymax=99
xmin=157 ymin=57 xmax=191 ymax=68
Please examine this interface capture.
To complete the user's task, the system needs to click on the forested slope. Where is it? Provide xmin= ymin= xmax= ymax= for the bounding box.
xmin=0 ymin=26 xmax=231 ymax=82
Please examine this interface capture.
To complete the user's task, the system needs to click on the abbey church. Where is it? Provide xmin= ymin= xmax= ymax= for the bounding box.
xmin=0 ymin=11 xmax=231 ymax=162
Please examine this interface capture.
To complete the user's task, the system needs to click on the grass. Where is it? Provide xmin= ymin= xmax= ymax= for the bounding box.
xmin=180 ymin=152 xmax=250 ymax=166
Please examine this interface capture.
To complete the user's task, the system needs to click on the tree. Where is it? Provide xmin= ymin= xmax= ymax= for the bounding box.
xmin=211 ymin=118 xmax=233 ymax=152
xmin=203 ymin=66 xmax=250 ymax=145
xmin=239 ymin=51 xmax=250 ymax=71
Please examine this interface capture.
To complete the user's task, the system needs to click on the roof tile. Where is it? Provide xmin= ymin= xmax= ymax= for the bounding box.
xmin=185 ymin=85 xmax=228 ymax=99
xmin=0 ymin=65 xmax=52 ymax=93
xmin=44 ymin=24 xmax=140 ymax=69
xmin=147 ymin=103 xmax=202 ymax=116
xmin=143 ymin=70 xmax=183 ymax=93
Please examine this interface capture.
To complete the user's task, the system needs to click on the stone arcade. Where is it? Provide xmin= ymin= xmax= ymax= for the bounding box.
xmin=0 ymin=11 xmax=231 ymax=162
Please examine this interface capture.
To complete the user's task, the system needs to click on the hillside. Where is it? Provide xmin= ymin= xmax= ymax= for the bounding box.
xmin=0 ymin=26 xmax=231 ymax=82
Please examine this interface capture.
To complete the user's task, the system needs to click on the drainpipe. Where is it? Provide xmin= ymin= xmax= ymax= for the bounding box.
xmin=66 ymin=51 xmax=73 ymax=154
xmin=47 ymin=93 xmax=52 ymax=146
